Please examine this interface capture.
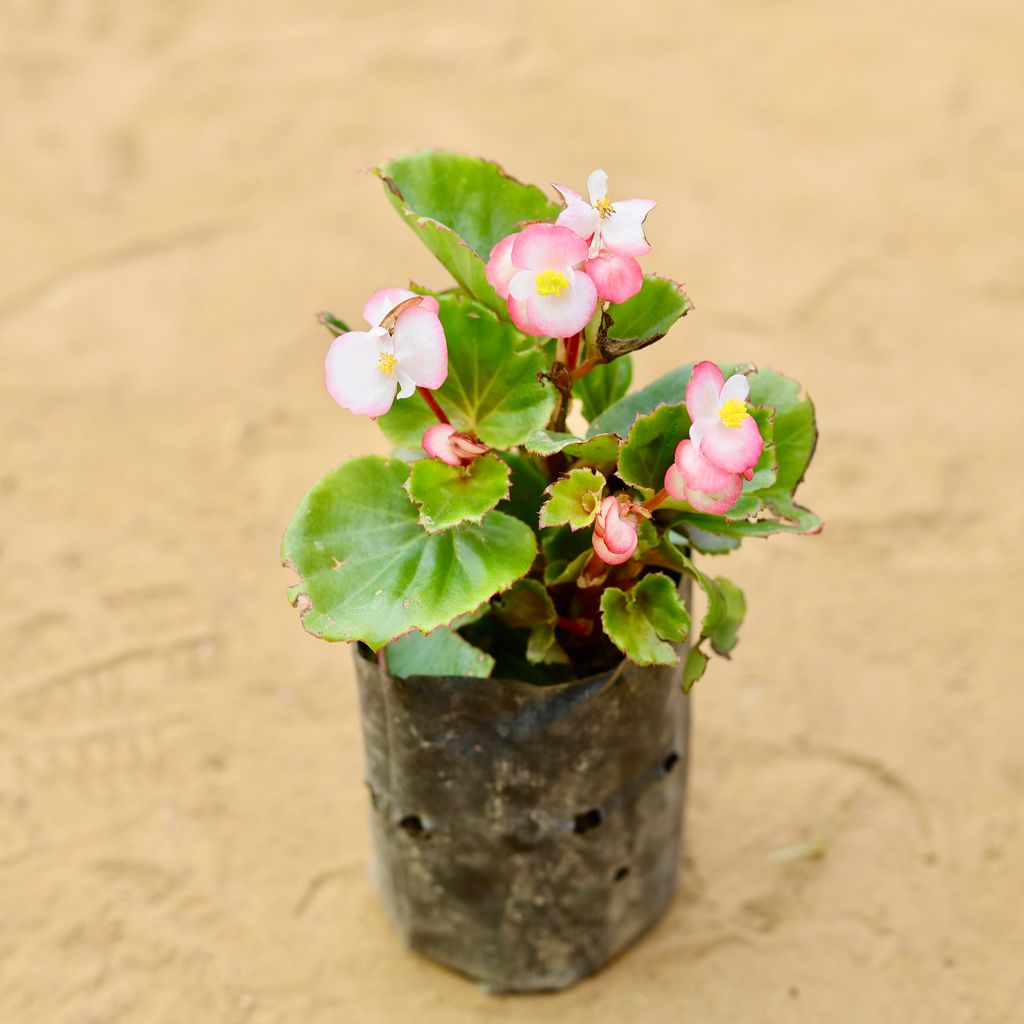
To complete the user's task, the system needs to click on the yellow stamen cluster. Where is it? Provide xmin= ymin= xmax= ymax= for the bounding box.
xmin=719 ymin=398 xmax=750 ymax=429
xmin=595 ymin=196 xmax=615 ymax=218
xmin=535 ymin=269 xmax=570 ymax=296
xmin=377 ymin=352 xmax=398 ymax=378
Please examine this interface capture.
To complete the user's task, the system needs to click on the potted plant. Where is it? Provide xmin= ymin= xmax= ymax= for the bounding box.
xmin=282 ymin=151 xmax=820 ymax=992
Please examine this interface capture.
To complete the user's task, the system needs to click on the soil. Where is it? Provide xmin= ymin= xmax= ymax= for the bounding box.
xmin=1 ymin=2 xmax=1022 ymax=1021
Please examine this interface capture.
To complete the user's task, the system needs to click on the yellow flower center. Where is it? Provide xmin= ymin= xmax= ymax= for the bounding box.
xmin=719 ymin=398 xmax=749 ymax=428
xmin=377 ymin=352 xmax=398 ymax=378
xmin=535 ymin=269 xmax=570 ymax=296
xmin=595 ymin=196 xmax=615 ymax=218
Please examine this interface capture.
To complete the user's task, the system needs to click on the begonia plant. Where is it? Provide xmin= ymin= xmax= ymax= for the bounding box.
xmin=283 ymin=150 xmax=820 ymax=685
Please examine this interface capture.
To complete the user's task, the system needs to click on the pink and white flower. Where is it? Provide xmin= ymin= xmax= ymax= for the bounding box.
xmin=486 ymin=224 xmax=598 ymax=338
xmin=592 ymin=495 xmax=639 ymax=565
xmin=685 ymin=361 xmax=763 ymax=476
xmin=324 ymin=288 xmax=447 ymax=418
xmin=553 ymin=169 xmax=655 ymax=259
xmin=422 ymin=423 xmax=489 ymax=467
xmin=664 ymin=440 xmax=744 ymax=516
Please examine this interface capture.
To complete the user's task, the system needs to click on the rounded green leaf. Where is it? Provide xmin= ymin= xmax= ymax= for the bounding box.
xmin=597 ymin=276 xmax=692 ymax=360
xmin=523 ymin=429 xmax=620 ymax=463
xmin=573 ymin=357 xmax=633 ymax=421
xmin=282 ymin=456 xmax=537 ymax=650
xmin=600 ymin=573 xmax=691 ymax=667
xmin=405 ymin=453 xmax=511 ymax=533
xmin=617 ymin=402 xmax=691 ymax=491
xmin=385 ymin=627 xmax=495 ymax=679
xmin=376 ymin=151 xmax=560 ymax=314
xmin=377 ymin=295 xmax=556 ymax=449
xmin=587 ymin=363 xmax=694 ymax=438
xmin=539 ymin=468 xmax=606 ymax=530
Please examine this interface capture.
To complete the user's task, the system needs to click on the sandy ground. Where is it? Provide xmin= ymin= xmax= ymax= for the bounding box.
xmin=2 ymin=1 xmax=1023 ymax=1020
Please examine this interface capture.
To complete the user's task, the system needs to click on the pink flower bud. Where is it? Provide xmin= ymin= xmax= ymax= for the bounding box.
xmin=591 ymin=495 xmax=639 ymax=565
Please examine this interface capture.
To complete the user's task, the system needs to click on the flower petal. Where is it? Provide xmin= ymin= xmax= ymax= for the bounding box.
xmin=700 ymin=417 xmax=765 ymax=475
xmin=484 ymin=233 xmax=518 ymax=299
xmin=391 ymin=306 xmax=448 ymax=389
xmin=524 ymin=270 xmax=598 ymax=338
xmin=587 ymin=169 xmax=609 ymax=206
xmin=601 ymin=504 xmax=637 ymax=555
xmin=719 ymin=373 xmax=750 ymax=404
xmin=686 ymin=474 xmax=743 ymax=515
xmin=422 ymin=423 xmax=461 ymax=466
xmin=584 ymin=253 xmax=643 ymax=303
xmin=395 ymin=368 xmax=416 ymax=399
xmin=508 ymin=270 xmax=535 ymax=301
xmin=324 ymin=330 xmax=396 ymax=417
xmin=674 ymin=439 xmax=737 ymax=493
xmin=686 ymin=361 xmax=725 ymax=422
xmin=600 ymin=207 xmax=652 ymax=256
xmin=511 ymin=223 xmax=589 ymax=271
xmin=665 ymin=463 xmax=687 ymax=501
xmin=507 ymin=296 xmax=536 ymax=335
xmin=362 ymin=288 xmax=438 ymax=327
xmin=554 ymin=184 xmax=600 ymax=242
xmin=593 ymin=531 xmax=635 ymax=565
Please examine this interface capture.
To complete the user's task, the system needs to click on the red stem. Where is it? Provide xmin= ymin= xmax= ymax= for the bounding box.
xmin=564 ymin=332 xmax=581 ymax=373
xmin=643 ymin=488 xmax=671 ymax=512
xmin=556 ymin=615 xmax=593 ymax=637
xmin=570 ymin=356 xmax=600 ymax=381
xmin=418 ymin=387 xmax=450 ymax=425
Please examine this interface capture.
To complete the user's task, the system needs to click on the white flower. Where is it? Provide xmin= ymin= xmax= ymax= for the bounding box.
xmin=553 ymin=169 xmax=656 ymax=259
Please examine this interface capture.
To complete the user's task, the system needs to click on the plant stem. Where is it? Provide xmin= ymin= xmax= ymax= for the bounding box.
xmin=570 ymin=356 xmax=601 ymax=381
xmin=564 ymin=332 xmax=581 ymax=373
xmin=418 ymin=387 xmax=451 ymax=425
xmin=556 ymin=615 xmax=593 ymax=636
xmin=643 ymin=488 xmax=670 ymax=512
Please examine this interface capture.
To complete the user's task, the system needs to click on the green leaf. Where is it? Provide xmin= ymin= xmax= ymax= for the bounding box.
xmin=617 ymin=402 xmax=692 ymax=491
xmin=496 ymin=451 xmax=548 ymax=532
xmin=587 ymin=363 xmax=694 ymax=438
xmin=282 ymin=456 xmax=536 ymax=650
xmin=710 ymin=577 xmax=746 ymax=656
xmin=597 ymin=276 xmax=692 ymax=361
xmin=318 ymin=311 xmax=350 ymax=336
xmin=654 ymin=540 xmax=726 ymax=640
xmin=377 ymin=295 xmax=556 ymax=449
xmin=539 ymin=468 xmax=606 ymax=530
xmin=523 ymin=429 xmax=620 ymax=463
xmin=376 ymin=151 xmax=560 ymax=315
xmin=573 ymin=357 xmax=633 ymax=421
xmin=600 ymin=573 xmax=690 ymax=667
xmin=386 ymin=627 xmax=495 ymax=679
xmin=405 ymin=453 xmax=511 ymax=533
xmin=493 ymin=579 xmax=567 ymax=665
xmin=541 ymin=525 xmax=593 ymax=584
xmin=727 ymin=365 xmax=820 ymax=532
xmin=682 ymin=646 xmax=709 ymax=693
xmin=676 ymin=524 xmax=741 ymax=555
xmin=744 ymin=406 xmax=778 ymax=493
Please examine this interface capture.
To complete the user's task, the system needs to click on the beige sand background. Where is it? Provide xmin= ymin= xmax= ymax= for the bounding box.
xmin=2 ymin=1 xmax=1023 ymax=1020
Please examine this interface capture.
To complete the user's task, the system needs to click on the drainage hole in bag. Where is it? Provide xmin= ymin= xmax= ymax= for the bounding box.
xmin=573 ymin=809 xmax=604 ymax=834
xmin=398 ymin=814 xmax=429 ymax=839
xmin=661 ymin=752 xmax=679 ymax=776
xmin=613 ymin=865 xmax=631 ymax=882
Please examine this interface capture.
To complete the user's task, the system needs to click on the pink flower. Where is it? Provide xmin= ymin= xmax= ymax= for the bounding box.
xmin=685 ymin=361 xmax=764 ymax=475
xmin=485 ymin=224 xmax=598 ymax=338
xmin=553 ymin=169 xmax=655 ymax=259
xmin=664 ymin=440 xmax=744 ymax=515
xmin=324 ymin=289 xmax=447 ymax=418
xmin=422 ymin=424 xmax=489 ymax=467
xmin=592 ymin=495 xmax=639 ymax=565
xmin=583 ymin=250 xmax=644 ymax=303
